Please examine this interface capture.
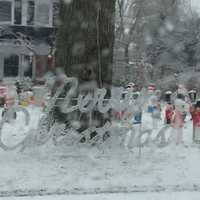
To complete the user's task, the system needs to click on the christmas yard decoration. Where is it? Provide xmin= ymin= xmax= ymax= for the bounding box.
xmin=148 ymin=84 xmax=156 ymax=93
xmin=165 ymin=103 xmax=174 ymax=124
xmin=188 ymin=90 xmax=197 ymax=103
xmin=165 ymin=91 xmax=172 ymax=103
xmin=0 ymin=75 xmax=185 ymax=152
xmin=191 ymin=99 xmax=200 ymax=143
xmin=0 ymin=86 xmax=7 ymax=107
xmin=171 ymin=99 xmax=187 ymax=145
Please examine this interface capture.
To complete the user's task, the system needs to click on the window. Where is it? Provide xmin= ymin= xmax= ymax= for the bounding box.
xmin=35 ymin=2 xmax=50 ymax=26
xmin=27 ymin=0 xmax=35 ymax=25
xmin=23 ymin=55 xmax=32 ymax=77
xmin=14 ymin=0 xmax=22 ymax=24
xmin=4 ymin=55 xmax=19 ymax=77
xmin=26 ymin=1 xmax=52 ymax=27
xmin=0 ymin=0 xmax=13 ymax=24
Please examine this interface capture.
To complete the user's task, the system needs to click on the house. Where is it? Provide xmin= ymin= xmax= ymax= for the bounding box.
xmin=0 ymin=0 xmax=59 ymax=83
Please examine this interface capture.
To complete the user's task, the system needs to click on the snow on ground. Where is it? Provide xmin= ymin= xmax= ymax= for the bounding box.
xmin=2 ymin=192 xmax=200 ymax=200
xmin=0 ymin=106 xmax=200 ymax=197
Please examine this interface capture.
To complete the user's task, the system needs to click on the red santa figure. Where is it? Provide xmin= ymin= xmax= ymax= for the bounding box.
xmin=165 ymin=103 xmax=174 ymax=124
xmin=191 ymin=100 xmax=200 ymax=143
xmin=171 ymin=99 xmax=185 ymax=145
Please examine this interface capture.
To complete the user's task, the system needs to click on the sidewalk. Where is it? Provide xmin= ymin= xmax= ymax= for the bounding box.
xmin=2 ymin=192 xmax=200 ymax=200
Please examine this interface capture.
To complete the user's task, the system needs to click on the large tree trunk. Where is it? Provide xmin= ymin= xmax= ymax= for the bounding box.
xmin=54 ymin=0 xmax=116 ymax=141
xmin=56 ymin=0 xmax=116 ymax=88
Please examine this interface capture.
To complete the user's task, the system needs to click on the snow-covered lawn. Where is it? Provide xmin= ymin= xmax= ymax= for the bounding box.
xmin=0 ymin=106 xmax=200 ymax=197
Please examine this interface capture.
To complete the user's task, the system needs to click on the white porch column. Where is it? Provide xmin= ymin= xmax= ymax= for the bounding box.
xmin=0 ymin=54 xmax=4 ymax=81
xmin=21 ymin=0 xmax=28 ymax=26
xmin=32 ymin=55 xmax=36 ymax=81
xmin=19 ymin=54 xmax=23 ymax=81
xmin=49 ymin=0 xmax=53 ymax=27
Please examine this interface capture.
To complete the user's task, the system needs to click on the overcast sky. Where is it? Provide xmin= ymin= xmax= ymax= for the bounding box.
xmin=192 ymin=0 xmax=200 ymax=12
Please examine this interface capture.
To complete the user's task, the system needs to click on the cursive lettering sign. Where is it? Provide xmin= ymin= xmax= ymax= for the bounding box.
xmin=0 ymin=77 xmax=173 ymax=151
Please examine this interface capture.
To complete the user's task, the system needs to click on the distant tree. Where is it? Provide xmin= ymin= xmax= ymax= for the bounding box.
xmin=113 ymin=0 xmax=200 ymax=88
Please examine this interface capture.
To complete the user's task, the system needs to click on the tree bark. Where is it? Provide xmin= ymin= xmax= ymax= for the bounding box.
xmin=54 ymin=0 xmax=116 ymax=141
xmin=56 ymin=0 xmax=116 ymax=88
